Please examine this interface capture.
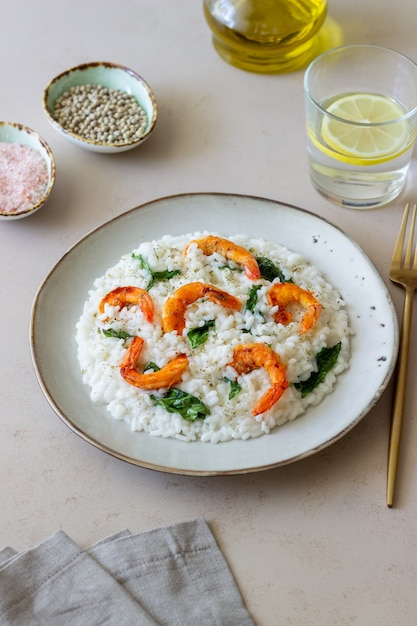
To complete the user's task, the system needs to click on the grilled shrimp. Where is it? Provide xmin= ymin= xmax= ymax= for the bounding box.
xmin=228 ymin=342 xmax=288 ymax=416
xmin=162 ymin=281 xmax=241 ymax=334
xmin=99 ymin=286 xmax=154 ymax=323
xmin=267 ymin=283 xmax=322 ymax=333
xmin=183 ymin=235 xmax=260 ymax=280
xmin=120 ymin=336 xmax=188 ymax=390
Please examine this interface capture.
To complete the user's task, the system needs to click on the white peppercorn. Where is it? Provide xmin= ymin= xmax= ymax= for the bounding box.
xmin=53 ymin=84 xmax=148 ymax=145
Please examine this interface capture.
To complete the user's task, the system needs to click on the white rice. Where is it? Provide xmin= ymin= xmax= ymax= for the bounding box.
xmin=75 ymin=232 xmax=351 ymax=443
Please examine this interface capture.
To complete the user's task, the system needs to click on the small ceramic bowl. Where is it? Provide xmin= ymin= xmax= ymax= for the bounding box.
xmin=0 ymin=122 xmax=56 ymax=220
xmin=42 ymin=61 xmax=158 ymax=153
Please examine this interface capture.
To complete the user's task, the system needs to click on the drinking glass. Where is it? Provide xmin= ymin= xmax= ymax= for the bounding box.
xmin=304 ymin=45 xmax=417 ymax=208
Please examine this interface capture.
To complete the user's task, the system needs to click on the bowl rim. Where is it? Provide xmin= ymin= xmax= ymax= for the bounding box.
xmin=42 ymin=61 xmax=158 ymax=150
xmin=0 ymin=121 xmax=56 ymax=218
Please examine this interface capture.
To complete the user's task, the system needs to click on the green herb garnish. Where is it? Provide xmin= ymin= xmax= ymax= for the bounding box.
xmin=256 ymin=256 xmax=293 ymax=283
xmin=102 ymin=328 xmax=132 ymax=339
xmin=246 ymin=284 xmax=262 ymax=313
xmin=294 ymin=342 xmax=342 ymax=397
xmin=153 ymin=268 xmax=181 ymax=280
xmin=219 ymin=265 xmax=243 ymax=273
xmin=187 ymin=319 xmax=216 ymax=349
xmin=224 ymin=376 xmax=242 ymax=400
xmin=152 ymin=388 xmax=210 ymax=421
xmin=132 ymin=253 xmax=180 ymax=290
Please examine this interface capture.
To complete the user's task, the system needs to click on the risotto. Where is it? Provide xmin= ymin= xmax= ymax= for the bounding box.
xmin=75 ymin=232 xmax=351 ymax=443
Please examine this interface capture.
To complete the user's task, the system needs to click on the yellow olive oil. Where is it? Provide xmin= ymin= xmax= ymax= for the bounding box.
xmin=203 ymin=0 xmax=328 ymax=73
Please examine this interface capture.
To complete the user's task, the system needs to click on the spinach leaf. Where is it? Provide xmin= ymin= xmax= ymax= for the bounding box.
xmin=294 ymin=342 xmax=342 ymax=398
xmin=132 ymin=253 xmax=180 ymax=290
xmin=246 ymin=284 xmax=262 ymax=313
xmin=224 ymin=376 xmax=242 ymax=400
xmin=187 ymin=319 xmax=215 ymax=349
xmin=102 ymin=328 xmax=132 ymax=339
xmin=152 ymin=388 xmax=210 ymax=421
xmin=256 ymin=256 xmax=293 ymax=283
xmin=144 ymin=361 xmax=160 ymax=372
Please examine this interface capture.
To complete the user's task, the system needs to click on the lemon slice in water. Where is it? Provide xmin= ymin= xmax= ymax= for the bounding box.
xmin=321 ymin=93 xmax=408 ymax=165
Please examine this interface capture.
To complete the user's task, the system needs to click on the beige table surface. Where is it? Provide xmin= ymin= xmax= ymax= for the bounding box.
xmin=1 ymin=1 xmax=417 ymax=624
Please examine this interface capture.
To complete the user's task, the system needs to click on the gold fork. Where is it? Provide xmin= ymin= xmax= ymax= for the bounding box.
xmin=387 ymin=202 xmax=417 ymax=507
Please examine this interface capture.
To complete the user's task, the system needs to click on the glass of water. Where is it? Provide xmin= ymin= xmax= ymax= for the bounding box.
xmin=304 ymin=45 xmax=417 ymax=208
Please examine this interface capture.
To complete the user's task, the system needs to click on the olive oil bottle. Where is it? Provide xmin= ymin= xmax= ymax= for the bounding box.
xmin=203 ymin=0 xmax=328 ymax=73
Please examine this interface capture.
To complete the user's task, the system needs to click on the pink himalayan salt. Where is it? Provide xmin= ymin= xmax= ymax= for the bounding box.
xmin=0 ymin=142 xmax=49 ymax=214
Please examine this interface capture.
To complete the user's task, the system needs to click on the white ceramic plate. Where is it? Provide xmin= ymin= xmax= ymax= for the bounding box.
xmin=30 ymin=193 xmax=398 ymax=475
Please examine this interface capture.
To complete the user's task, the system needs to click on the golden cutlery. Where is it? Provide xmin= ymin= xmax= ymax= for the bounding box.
xmin=387 ymin=203 xmax=417 ymax=507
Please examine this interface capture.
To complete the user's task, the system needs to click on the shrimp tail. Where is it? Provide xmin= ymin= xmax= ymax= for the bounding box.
xmin=252 ymin=381 xmax=289 ymax=416
xmin=99 ymin=286 xmax=154 ymax=323
xmin=184 ymin=235 xmax=260 ymax=280
xmin=120 ymin=336 xmax=188 ymax=390
xmin=267 ymin=283 xmax=322 ymax=333
xmin=228 ymin=342 xmax=288 ymax=415
xmin=162 ymin=282 xmax=241 ymax=334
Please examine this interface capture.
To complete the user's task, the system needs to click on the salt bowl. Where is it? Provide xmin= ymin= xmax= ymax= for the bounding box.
xmin=0 ymin=122 xmax=56 ymax=220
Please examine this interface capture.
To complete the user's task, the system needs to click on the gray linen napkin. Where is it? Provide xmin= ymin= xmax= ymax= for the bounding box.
xmin=0 ymin=529 xmax=155 ymax=625
xmin=0 ymin=548 xmax=17 ymax=564
xmin=0 ymin=517 xmax=254 ymax=625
